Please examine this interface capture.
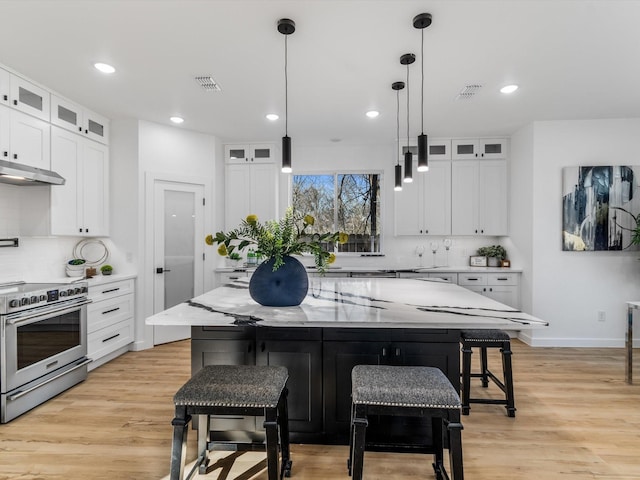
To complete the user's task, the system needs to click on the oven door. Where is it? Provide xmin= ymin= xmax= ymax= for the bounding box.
xmin=1 ymin=299 xmax=89 ymax=393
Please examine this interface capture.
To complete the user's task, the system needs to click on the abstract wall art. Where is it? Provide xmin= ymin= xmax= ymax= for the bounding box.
xmin=562 ymin=165 xmax=640 ymax=251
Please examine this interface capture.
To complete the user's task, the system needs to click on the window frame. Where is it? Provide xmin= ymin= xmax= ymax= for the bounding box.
xmin=289 ymin=169 xmax=385 ymax=256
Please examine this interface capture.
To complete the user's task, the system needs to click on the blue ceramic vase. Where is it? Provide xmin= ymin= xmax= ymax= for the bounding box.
xmin=249 ymin=255 xmax=309 ymax=306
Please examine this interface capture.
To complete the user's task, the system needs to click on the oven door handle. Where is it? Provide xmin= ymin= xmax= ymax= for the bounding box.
xmin=7 ymin=358 xmax=93 ymax=401
xmin=6 ymin=299 xmax=92 ymax=326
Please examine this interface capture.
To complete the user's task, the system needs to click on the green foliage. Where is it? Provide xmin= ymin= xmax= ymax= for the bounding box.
xmin=68 ymin=259 xmax=86 ymax=265
xmin=477 ymin=245 xmax=507 ymax=260
xmin=206 ymin=207 xmax=347 ymax=273
xmin=100 ymin=264 xmax=113 ymax=272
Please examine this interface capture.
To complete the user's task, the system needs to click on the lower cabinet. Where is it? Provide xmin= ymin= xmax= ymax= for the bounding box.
xmin=87 ymin=278 xmax=134 ymax=371
xmin=457 ymin=272 xmax=520 ymax=309
xmin=189 ymin=326 xmax=460 ymax=445
xmin=256 ymin=328 xmax=323 ymax=440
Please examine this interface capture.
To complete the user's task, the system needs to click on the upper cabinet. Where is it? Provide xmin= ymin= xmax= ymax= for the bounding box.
xmin=51 ymin=95 xmax=110 ymax=144
xmin=0 ymin=68 xmax=50 ymax=122
xmin=394 ymin=159 xmax=451 ymax=236
xmin=0 ymin=105 xmax=50 ymax=170
xmin=451 ymin=138 xmax=507 ymax=160
xmin=225 ymin=144 xmax=275 ymax=164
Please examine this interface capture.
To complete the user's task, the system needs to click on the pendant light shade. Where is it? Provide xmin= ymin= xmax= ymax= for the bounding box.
xmin=400 ymin=53 xmax=415 ymax=183
xmin=278 ymin=18 xmax=295 ymax=173
xmin=392 ymin=81 xmax=405 ymax=192
xmin=414 ymin=13 xmax=432 ymax=173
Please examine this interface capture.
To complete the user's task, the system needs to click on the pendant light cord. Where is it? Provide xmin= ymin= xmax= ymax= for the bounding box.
xmin=421 ymin=28 xmax=424 ymax=134
xmin=284 ymin=34 xmax=289 ymax=136
xmin=406 ymin=63 xmax=410 ymax=148
xmin=396 ymin=89 xmax=400 ymax=166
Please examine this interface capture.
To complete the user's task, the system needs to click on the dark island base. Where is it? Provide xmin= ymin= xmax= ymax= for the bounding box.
xmin=191 ymin=325 xmax=460 ymax=451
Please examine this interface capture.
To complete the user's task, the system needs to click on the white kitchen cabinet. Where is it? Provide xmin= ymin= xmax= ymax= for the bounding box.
xmin=0 ymin=68 xmax=50 ymax=122
xmin=397 ymin=272 xmax=458 ymax=283
xmin=87 ymin=278 xmax=135 ymax=371
xmin=452 ymin=138 xmax=507 ymax=160
xmin=51 ymin=95 xmax=109 ymax=144
xmin=457 ymin=272 xmax=519 ymax=309
xmin=225 ymin=143 xmax=275 ymax=164
xmin=215 ymin=270 xmax=248 ymax=288
xmin=451 ymin=159 xmax=507 ymax=236
xmin=225 ymin=162 xmax=277 ymax=229
xmin=394 ymin=159 xmax=451 ymax=236
xmin=0 ymin=105 xmax=50 ymax=170
xmin=50 ymin=126 xmax=109 ymax=236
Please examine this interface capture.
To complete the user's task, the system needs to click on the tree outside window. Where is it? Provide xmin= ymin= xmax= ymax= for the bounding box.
xmin=292 ymin=173 xmax=381 ymax=253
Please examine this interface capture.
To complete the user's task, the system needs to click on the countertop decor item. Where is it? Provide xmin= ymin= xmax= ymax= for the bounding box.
xmin=100 ymin=264 xmax=113 ymax=275
xmin=206 ymin=208 xmax=347 ymax=306
xmin=65 ymin=258 xmax=86 ymax=277
xmin=477 ymin=245 xmax=507 ymax=267
xmin=73 ymin=239 xmax=109 ymax=266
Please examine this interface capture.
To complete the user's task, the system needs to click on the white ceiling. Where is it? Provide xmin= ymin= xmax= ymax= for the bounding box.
xmin=1 ymin=0 xmax=639 ymax=146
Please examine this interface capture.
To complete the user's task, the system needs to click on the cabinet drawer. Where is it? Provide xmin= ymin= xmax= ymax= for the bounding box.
xmin=88 ymin=279 xmax=134 ymax=302
xmin=88 ymin=319 xmax=133 ymax=361
xmin=427 ymin=273 xmax=458 ymax=284
xmin=457 ymin=273 xmax=487 ymax=286
xmin=487 ymin=273 xmax=519 ymax=285
xmin=87 ymin=294 xmax=134 ymax=333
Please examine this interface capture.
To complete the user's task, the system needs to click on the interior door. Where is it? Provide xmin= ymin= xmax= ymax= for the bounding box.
xmin=153 ymin=180 xmax=205 ymax=345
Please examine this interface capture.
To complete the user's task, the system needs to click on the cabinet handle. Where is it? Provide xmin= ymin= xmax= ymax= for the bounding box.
xmin=78 ymin=228 xmax=82 ymax=233
xmin=475 ymin=229 xmax=478 ymax=234
xmin=13 ymin=100 xmax=17 ymax=106
xmin=2 ymin=95 xmax=7 ymax=101
xmin=85 ymin=129 xmax=88 ymax=134
xmin=102 ymin=333 xmax=120 ymax=343
xmin=395 ymin=347 xmax=401 ymax=357
xmin=261 ymin=342 xmax=265 ymax=352
xmin=78 ymin=126 xmax=83 ymax=132
xmin=2 ymin=151 xmax=7 ymax=157
xmin=496 ymin=277 xmax=508 ymax=281
xmin=247 ymin=343 xmax=252 ymax=353
xmin=381 ymin=347 xmax=387 ymax=357
xmin=489 ymin=288 xmax=493 ymax=292
xmin=467 ymin=277 xmax=479 ymax=281
xmin=101 ymin=288 xmax=120 ymax=294
xmin=102 ymin=307 xmax=120 ymax=315
xmin=13 ymin=154 xmax=17 ymax=160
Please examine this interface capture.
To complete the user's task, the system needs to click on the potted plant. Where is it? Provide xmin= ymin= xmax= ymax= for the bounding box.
xmin=477 ymin=245 xmax=507 ymax=267
xmin=226 ymin=251 xmax=243 ymax=267
xmin=100 ymin=264 xmax=113 ymax=276
xmin=66 ymin=259 xmax=86 ymax=277
xmin=205 ymin=207 xmax=348 ymax=306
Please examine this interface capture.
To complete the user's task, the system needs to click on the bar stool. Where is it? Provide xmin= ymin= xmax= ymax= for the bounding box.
xmin=349 ymin=365 xmax=464 ymax=480
xmin=169 ymin=365 xmax=292 ymax=480
xmin=460 ymin=329 xmax=516 ymax=417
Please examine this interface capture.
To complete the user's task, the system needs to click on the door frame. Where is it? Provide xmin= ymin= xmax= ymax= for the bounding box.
xmin=142 ymin=172 xmax=213 ymax=350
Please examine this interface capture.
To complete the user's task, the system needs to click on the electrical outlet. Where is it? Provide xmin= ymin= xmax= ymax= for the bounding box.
xmin=597 ymin=310 xmax=606 ymax=322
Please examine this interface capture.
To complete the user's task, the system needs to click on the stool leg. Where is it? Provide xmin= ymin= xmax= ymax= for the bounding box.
xmin=351 ymin=404 xmax=368 ymax=480
xmin=197 ymin=414 xmax=211 ymax=474
xmin=264 ymin=407 xmax=280 ymax=480
xmin=480 ymin=347 xmax=489 ymax=387
xmin=447 ymin=410 xmax=465 ymax=480
xmin=169 ymin=405 xmax=190 ymax=480
xmin=348 ymin=400 xmax=355 ymax=476
xmin=278 ymin=387 xmax=292 ymax=477
xmin=461 ymin=344 xmax=472 ymax=415
xmin=431 ymin=415 xmax=445 ymax=480
xmin=501 ymin=342 xmax=516 ymax=417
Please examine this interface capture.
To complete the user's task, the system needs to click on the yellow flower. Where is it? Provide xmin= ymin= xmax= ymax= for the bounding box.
xmin=205 ymin=234 xmax=214 ymax=246
xmin=217 ymin=244 xmax=228 ymax=256
xmin=328 ymin=253 xmax=336 ymax=264
xmin=303 ymin=215 xmax=315 ymax=226
xmin=338 ymin=232 xmax=349 ymax=244
xmin=246 ymin=214 xmax=258 ymax=225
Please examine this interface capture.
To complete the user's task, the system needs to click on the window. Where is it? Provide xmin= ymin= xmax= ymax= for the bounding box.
xmin=292 ymin=173 xmax=381 ymax=253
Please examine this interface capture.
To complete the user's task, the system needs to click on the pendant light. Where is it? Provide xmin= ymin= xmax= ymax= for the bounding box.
xmin=400 ymin=53 xmax=415 ymax=183
xmin=278 ymin=18 xmax=295 ymax=173
xmin=392 ymin=81 xmax=405 ymax=192
xmin=413 ymin=13 xmax=432 ymax=172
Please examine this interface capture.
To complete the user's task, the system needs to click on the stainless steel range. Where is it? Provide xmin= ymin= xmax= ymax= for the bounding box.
xmin=0 ymin=281 xmax=91 ymax=423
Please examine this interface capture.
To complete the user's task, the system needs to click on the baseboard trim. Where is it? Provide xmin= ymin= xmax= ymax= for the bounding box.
xmin=517 ymin=332 xmax=635 ymax=348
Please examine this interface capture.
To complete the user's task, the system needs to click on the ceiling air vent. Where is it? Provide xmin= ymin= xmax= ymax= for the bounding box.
xmin=455 ymin=84 xmax=482 ymax=100
xmin=195 ymin=76 xmax=222 ymax=92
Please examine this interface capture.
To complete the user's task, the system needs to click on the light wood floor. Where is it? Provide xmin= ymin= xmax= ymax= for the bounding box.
xmin=1 ymin=339 xmax=639 ymax=480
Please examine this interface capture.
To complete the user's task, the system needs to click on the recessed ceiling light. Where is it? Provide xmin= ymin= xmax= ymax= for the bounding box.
xmin=170 ymin=116 xmax=184 ymax=124
xmin=366 ymin=110 xmax=380 ymax=118
xmin=500 ymin=84 xmax=519 ymax=94
xmin=94 ymin=62 xmax=115 ymax=74
xmin=266 ymin=113 xmax=279 ymax=121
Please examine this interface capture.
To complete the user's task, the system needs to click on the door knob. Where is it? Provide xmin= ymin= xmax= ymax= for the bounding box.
xmin=156 ymin=267 xmax=172 ymax=274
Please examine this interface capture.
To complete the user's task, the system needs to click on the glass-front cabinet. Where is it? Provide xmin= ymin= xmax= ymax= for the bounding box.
xmin=225 ymin=144 xmax=275 ymax=164
xmin=51 ymin=95 xmax=109 ymax=144
xmin=0 ymin=68 xmax=50 ymax=122
xmin=452 ymin=138 xmax=506 ymax=160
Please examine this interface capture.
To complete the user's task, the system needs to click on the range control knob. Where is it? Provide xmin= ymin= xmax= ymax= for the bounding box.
xmin=30 ymin=296 xmax=38 ymax=304
xmin=9 ymin=299 xmax=20 ymax=308
xmin=74 ymin=288 xmax=81 ymax=295
xmin=20 ymin=297 xmax=29 ymax=305
xmin=66 ymin=289 xmax=74 ymax=296
xmin=39 ymin=294 xmax=47 ymax=302
xmin=59 ymin=291 xmax=67 ymax=297
xmin=80 ymin=286 xmax=88 ymax=293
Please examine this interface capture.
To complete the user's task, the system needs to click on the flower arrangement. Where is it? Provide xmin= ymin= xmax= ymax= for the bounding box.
xmin=477 ymin=245 xmax=507 ymax=260
xmin=206 ymin=207 xmax=348 ymax=273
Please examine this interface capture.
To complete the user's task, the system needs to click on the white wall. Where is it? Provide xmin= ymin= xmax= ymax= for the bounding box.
xmin=512 ymin=118 xmax=640 ymax=347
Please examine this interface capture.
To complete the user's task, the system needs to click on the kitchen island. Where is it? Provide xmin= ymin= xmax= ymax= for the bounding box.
xmin=147 ymin=277 xmax=547 ymax=445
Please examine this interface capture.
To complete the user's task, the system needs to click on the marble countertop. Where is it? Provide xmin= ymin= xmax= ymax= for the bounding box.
xmin=215 ymin=265 xmax=522 ymax=274
xmin=146 ymin=277 xmax=547 ymax=330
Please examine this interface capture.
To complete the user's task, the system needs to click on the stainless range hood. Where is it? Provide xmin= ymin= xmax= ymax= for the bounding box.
xmin=0 ymin=159 xmax=65 ymax=186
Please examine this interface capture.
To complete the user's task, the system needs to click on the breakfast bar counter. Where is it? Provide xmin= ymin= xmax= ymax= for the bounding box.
xmin=146 ymin=277 xmax=548 ymax=445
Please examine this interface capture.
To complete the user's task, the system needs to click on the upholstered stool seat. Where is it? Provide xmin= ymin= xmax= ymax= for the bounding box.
xmin=349 ymin=365 xmax=464 ymax=480
xmin=460 ymin=329 xmax=516 ymax=417
xmin=169 ymin=365 xmax=292 ymax=480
